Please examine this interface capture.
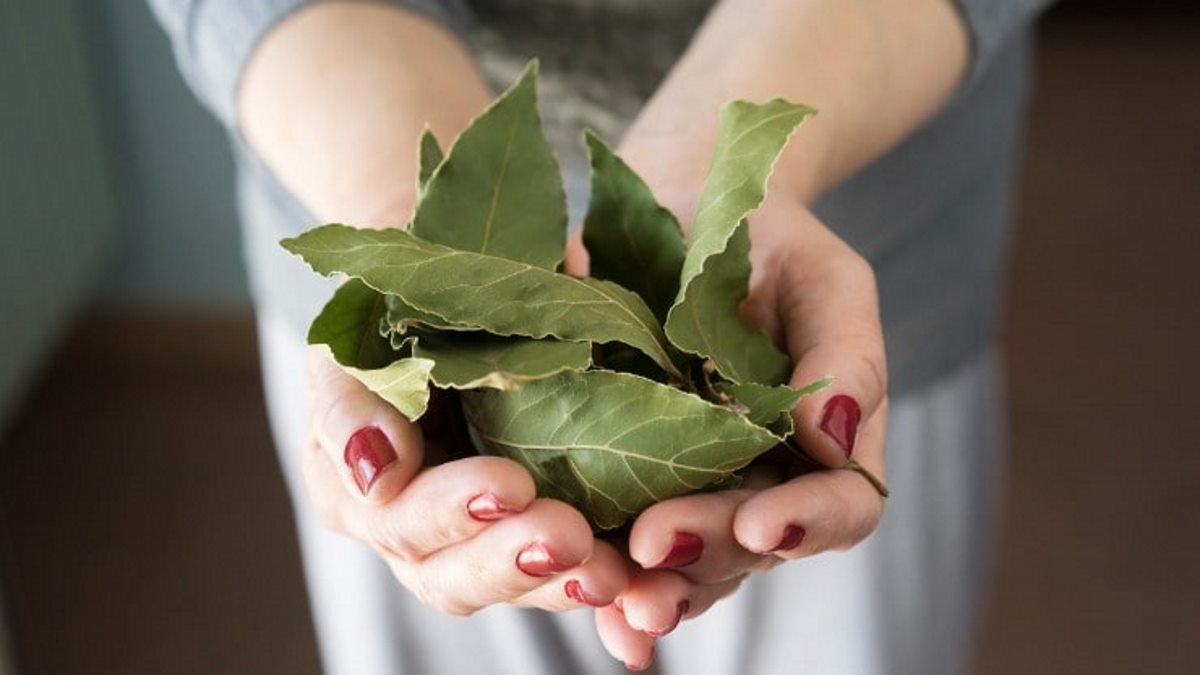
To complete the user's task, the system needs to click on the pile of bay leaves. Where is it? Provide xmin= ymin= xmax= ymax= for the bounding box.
xmin=282 ymin=62 xmax=828 ymax=530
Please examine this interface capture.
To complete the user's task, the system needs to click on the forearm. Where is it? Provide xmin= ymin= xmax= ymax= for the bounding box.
xmin=239 ymin=2 xmax=491 ymax=225
xmin=624 ymin=0 xmax=969 ymax=203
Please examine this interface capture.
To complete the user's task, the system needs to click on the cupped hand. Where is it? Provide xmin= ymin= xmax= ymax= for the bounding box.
xmin=567 ymin=161 xmax=889 ymax=669
xmin=301 ymin=348 xmax=629 ymax=615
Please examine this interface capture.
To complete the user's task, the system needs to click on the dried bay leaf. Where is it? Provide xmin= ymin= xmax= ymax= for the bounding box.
xmin=411 ymin=61 xmax=566 ymax=270
xmin=665 ymin=99 xmax=815 ymax=385
xmin=582 ymin=132 xmax=686 ymax=323
xmin=282 ymin=224 xmax=685 ymax=379
xmin=461 ymin=370 xmax=779 ymax=530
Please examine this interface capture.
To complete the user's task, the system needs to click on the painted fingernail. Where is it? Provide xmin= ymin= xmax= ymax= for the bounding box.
xmin=466 ymin=492 xmax=513 ymax=521
xmin=516 ymin=542 xmax=571 ymax=577
xmin=768 ymin=524 xmax=806 ymax=553
xmin=344 ymin=427 xmax=396 ymax=495
xmin=650 ymin=531 xmax=704 ymax=569
xmin=819 ymin=395 xmax=861 ymax=458
xmin=646 ymin=599 xmax=690 ymax=637
xmin=564 ymin=579 xmax=606 ymax=607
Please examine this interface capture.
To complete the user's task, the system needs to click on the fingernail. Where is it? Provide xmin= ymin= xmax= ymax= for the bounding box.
xmin=516 ymin=542 xmax=570 ymax=577
xmin=647 ymin=599 xmax=689 ymax=637
xmin=767 ymin=524 xmax=806 ymax=553
xmin=344 ymin=427 xmax=396 ymax=495
xmin=564 ymin=579 xmax=606 ymax=607
xmin=466 ymin=493 xmax=513 ymax=521
xmin=819 ymin=395 xmax=861 ymax=458
xmin=650 ymin=531 xmax=704 ymax=569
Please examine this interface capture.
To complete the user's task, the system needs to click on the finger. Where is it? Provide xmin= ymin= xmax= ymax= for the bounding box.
xmin=595 ymin=603 xmax=655 ymax=672
xmin=514 ymin=540 xmax=628 ymax=611
xmin=405 ymin=498 xmax=594 ymax=615
xmin=364 ymin=455 xmax=536 ymax=561
xmin=772 ymin=219 xmax=888 ymax=468
xmin=627 ymin=490 xmax=773 ymax=584
xmin=734 ymin=404 xmax=888 ymax=558
xmin=564 ymin=229 xmax=590 ymax=277
xmin=307 ymin=346 xmax=424 ymax=502
xmin=617 ymin=569 xmax=746 ymax=638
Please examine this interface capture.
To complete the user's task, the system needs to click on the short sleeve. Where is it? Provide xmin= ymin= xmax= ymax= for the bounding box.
xmin=147 ymin=0 xmax=470 ymax=130
xmin=951 ymin=0 xmax=1054 ymax=85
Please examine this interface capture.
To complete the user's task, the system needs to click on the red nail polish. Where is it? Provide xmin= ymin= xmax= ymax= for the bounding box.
xmin=819 ymin=395 xmax=861 ymax=458
xmin=344 ymin=427 xmax=397 ymax=495
xmin=466 ymin=493 xmax=512 ymax=521
xmin=650 ymin=532 xmax=704 ymax=569
xmin=768 ymin=524 xmax=806 ymax=553
xmin=647 ymin=599 xmax=690 ymax=637
xmin=516 ymin=543 xmax=570 ymax=577
xmin=564 ymin=579 xmax=606 ymax=607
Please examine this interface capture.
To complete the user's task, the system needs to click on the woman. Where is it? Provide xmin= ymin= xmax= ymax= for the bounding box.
xmin=150 ymin=1 xmax=1050 ymax=672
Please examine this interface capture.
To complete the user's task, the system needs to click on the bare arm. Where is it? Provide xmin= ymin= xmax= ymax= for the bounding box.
xmin=623 ymin=0 xmax=969 ymax=203
xmin=239 ymin=2 xmax=492 ymax=225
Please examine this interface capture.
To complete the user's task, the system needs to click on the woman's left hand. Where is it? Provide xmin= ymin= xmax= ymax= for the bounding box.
xmin=565 ymin=174 xmax=890 ymax=670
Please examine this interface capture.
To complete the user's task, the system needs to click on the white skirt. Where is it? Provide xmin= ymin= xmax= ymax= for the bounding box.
xmin=256 ymin=308 xmax=1005 ymax=675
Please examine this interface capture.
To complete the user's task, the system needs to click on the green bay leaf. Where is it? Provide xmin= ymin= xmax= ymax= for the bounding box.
xmin=416 ymin=127 xmax=443 ymax=195
xmin=414 ymin=333 xmax=591 ymax=390
xmin=343 ymin=357 xmax=436 ymax=421
xmin=715 ymin=376 xmax=832 ymax=437
xmin=309 ymin=278 xmax=395 ymax=369
xmin=665 ymin=99 xmax=815 ymax=385
xmin=308 ymin=279 xmax=434 ymax=420
xmin=411 ymin=60 xmax=566 ymax=269
xmin=461 ymin=370 xmax=779 ymax=530
xmin=582 ymin=132 xmax=686 ymax=322
xmin=282 ymin=224 xmax=684 ymax=379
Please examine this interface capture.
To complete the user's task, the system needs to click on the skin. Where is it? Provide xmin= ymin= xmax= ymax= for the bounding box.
xmin=240 ymin=0 xmax=968 ymax=668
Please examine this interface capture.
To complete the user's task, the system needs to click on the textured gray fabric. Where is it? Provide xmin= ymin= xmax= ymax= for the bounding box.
xmin=953 ymin=0 xmax=1052 ymax=82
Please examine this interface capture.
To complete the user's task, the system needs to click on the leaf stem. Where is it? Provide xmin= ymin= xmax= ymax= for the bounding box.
xmin=783 ymin=440 xmax=889 ymax=499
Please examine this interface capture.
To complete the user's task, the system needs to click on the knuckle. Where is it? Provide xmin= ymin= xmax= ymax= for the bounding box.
xmin=366 ymin=515 xmax=419 ymax=562
xmin=409 ymin=571 xmax=478 ymax=617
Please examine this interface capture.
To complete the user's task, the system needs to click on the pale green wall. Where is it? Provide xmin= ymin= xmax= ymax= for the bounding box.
xmin=79 ymin=0 xmax=251 ymax=310
xmin=0 ymin=0 xmax=250 ymax=433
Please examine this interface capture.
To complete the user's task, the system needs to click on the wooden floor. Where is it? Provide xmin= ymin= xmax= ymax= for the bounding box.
xmin=2 ymin=8 xmax=1197 ymax=675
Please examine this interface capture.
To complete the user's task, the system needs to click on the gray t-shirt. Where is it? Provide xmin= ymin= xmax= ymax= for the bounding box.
xmin=149 ymin=0 xmax=1051 ymax=397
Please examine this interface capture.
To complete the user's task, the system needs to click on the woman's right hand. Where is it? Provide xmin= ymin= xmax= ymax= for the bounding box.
xmin=302 ymin=348 xmax=628 ymax=615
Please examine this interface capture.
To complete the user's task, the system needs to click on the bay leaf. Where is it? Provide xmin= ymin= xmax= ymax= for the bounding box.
xmin=308 ymin=278 xmax=435 ymax=420
xmin=410 ymin=61 xmax=566 ymax=270
xmin=310 ymin=278 xmax=395 ymax=369
xmin=383 ymin=293 xmax=472 ymax=337
xmin=581 ymin=131 xmax=685 ymax=322
xmin=461 ymin=370 xmax=779 ymax=530
xmin=715 ymin=376 xmax=832 ymax=437
xmin=343 ymin=357 xmax=436 ymax=421
xmin=416 ymin=127 xmax=443 ymax=195
xmin=282 ymin=224 xmax=684 ymax=379
xmin=414 ymin=332 xmax=591 ymax=390
xmin=665 ymin=99 xmax=815 ymax=385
